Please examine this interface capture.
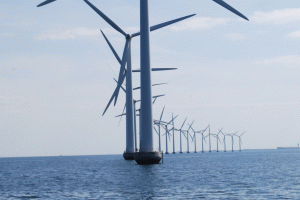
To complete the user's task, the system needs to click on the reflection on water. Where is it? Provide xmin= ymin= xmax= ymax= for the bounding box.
xmin=1 ymin=150 xmax=300 ymax=199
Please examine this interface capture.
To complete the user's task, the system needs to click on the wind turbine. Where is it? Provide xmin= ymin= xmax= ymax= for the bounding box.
xmin=156 ymin=106 xmax=165 ymax=152
xmin=186 ymin=121 xmax=194 ymax=153
xmin=175 ymin=118 xmax=187 ymax=154
xmin=84 ymin=1 xmax=195 ymax=161
xmin=37 ymin=0 xmax=249 ymax=164
xmin=161 ymin=114 xmax=178 ymax=154
xmin=188 ymin=124 xmax=198 ymax=153
xmin=84 ymin=0 xmax=196 ymax=162
xmin=198 ymin=125 xmax=209 ymax=153
xmin=236 ymin=131 xmax=246 ymax=151
xmin=220 ymin=130 xmax=227 ymax=152
xmin=211 ymin=129 xmax=223 ymax=152
xmin=227 ymin=131 xmax=238 ymax=152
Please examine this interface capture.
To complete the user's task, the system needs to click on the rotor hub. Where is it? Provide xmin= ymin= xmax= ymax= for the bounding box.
xmin=126 ymin=34 xmax=131 ymax=40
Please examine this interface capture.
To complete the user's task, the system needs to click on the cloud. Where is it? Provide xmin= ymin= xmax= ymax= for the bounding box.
xmin=287 ymin=30 xmax=300 ymax=38
xmin=227 ymin=33 xmax=245 ymax=41
xmin=170 ymin=17 xmax=228 ymax=31
xmin=250 ymin=8 xmax=300 ymax=24
xmin=254 ymin=55 xmax=300 ymax=68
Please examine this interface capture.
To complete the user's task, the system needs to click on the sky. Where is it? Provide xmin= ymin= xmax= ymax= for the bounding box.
xmin=1 ymin=0 xmax=300 ymax=157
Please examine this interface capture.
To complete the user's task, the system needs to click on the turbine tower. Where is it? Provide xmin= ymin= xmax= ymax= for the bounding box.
xmin=171 ymin=113 xmax=176 ymax=154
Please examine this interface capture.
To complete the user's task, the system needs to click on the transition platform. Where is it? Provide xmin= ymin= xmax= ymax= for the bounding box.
xmin=123 ymin=152 xmax=135 ymax=160
xmin=134 ymin=151 xmax=162 ymax=165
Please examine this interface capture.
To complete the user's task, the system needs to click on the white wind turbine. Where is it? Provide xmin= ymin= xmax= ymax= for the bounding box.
xmin=154 ymin=106 xmax=165 ymax=152
xmin=175 ymin=118 xmax=187 ymax=154
xmin=186 ymin=121 xmax=194 ymax=153
xmin=227 ymin=131 xmax=238 ymax=152
xmin=82 ymin=0 xmax=196 ymax=160
xmin=198 ymin=125 xmax=209 ymax=153
xmin=161 ymin=114 xmax=178 ymax=154
xmin=236 ymin=131 xmax=246 ymax=151
xmin=189 ymin=124 xmax=197 ymax=153
xmin=220 ymin=130 xmax=227 ymax=152
xmin=211 ymin=129 xmax=223 ymax=152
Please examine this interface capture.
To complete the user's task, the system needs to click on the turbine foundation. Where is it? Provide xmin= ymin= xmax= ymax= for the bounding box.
xmin=123 ymin=152 xmax=135 ymax=160
xmin=134 ymin=151 xmax=162 ymax=165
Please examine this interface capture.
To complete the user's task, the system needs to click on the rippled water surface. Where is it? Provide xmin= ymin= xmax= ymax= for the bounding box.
xmin=1 ymin=149 xmax=300 ymax=199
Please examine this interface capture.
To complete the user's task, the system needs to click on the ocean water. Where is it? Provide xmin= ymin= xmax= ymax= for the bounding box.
xmin=1 ymin=149 xmax=300 ymax=199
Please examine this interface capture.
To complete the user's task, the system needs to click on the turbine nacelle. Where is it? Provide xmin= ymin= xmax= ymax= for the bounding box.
xmin=126 ymin=34 xmax=131 ymax=40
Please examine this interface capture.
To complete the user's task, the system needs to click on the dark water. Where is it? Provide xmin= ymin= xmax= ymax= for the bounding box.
xmin=1 ymin=149 xmax=300 ymax=199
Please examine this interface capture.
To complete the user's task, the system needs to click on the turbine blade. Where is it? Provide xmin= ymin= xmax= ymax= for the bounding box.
xmin=114 ymin=69 xmax=127 ymax=106
xmin=115 ymin=113 xmax=126 ymax=118
xmin=102 ymin=89 xmax=118 ymax=116
xmin=153 ymin=94 xmax=165 ymax=99
xmin=240 ymin=131 xmax=246 ymax=137
xmin=114 ymin=40 xmax=130 ymax=105
xmin=37 ymin=0 xmax=57 ymax=7
xmin=188 ymin=121 xmax=195 ymax=131
xmin=168 ymin=114 xmax=178 ymax=124
xmin=217 ymin=128 xmax=223 ymax=135
xmin=212 ymin=0 xmax=249 ymax=21
xmin=152 ymin=82 xmax=168 ymax=87
xmin=113 ymin=78 xmax=126 ymax=93
xmin=154 ymin=126 xmax=159 ymax=135
xmin=151 ymin=14 xmax=196 ymax=32
xmin=132 ymin=68 xmax=177 ymax=72
xmin=181 ymin=118 xmax=187 ymax=129
xmin=131 ymin=14 xmax=196 ymax=37
xmin=118 ymin=103 xmax=126 ymax=125
xmin=160 ymin=106 xmax=165 ymax=121
xmin=152 ymin=97 xmax=158 ymax=104
xmin=103 ymin=70 xmax=127 ymax=115
xmin=101 ymin=30 xmax=121 ymax=64
xmin=83 ymin=0 xmax=127 ymax=36
xmin=134 ymin=83 xmax=167 ymax=90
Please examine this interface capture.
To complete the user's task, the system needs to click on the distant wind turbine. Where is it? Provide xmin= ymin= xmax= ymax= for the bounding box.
xmin=227 ymin=131 xmax=238 ymax=152
xmin=176 ymin=118 xmax=187 ymax=153
xmin=211 ymin=129 xmax=223 ymax=152
xmin=186 ymin=121 xmax=194 ymax=153
xmin=198 ymin=125 xmax=209 ymax=153
xmin=236 ymin=131 xmax=246 ymax=151
xmin=220 ymin=130 xmax=227 ymax=152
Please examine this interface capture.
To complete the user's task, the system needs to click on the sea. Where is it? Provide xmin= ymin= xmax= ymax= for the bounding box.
xmin=1 ymin=149 xmax=300 ymax=199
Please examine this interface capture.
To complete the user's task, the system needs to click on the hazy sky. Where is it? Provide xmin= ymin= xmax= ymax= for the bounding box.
xmin=1 ymin=0 xmax=300 ymax=157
